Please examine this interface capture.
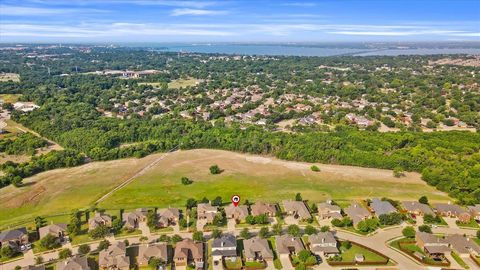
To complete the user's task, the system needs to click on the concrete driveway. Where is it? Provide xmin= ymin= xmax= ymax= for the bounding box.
xmin=227 ymin=219 xmax=236 ymax=232
xmin=284 ymin=216 xmax=298 ymax=225
xmin=279 ymin=255 xmax=293 ymax=270
xmin=443 ymin=217 xmax=459 ymax=229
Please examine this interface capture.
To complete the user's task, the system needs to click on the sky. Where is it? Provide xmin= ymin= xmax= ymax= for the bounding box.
xmin=0 ymin=0 xmax=479 ymax=43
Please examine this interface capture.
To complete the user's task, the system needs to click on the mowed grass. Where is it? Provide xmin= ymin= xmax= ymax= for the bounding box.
xmin=0 ymin=73 xmax=20 ymax=82
xmin=1 ymin=149 xmax=450 ymax=229
xmin=99 ymin=149 xmax=449 ymax=209
xmin=0 ymin=93 xmax=22 ymax=103
xmin=168 ymin=78 xmax=200 ymax=89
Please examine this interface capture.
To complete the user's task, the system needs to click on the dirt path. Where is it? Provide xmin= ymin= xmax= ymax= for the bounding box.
xmin=94 ymin=145 xmax=179 ymax=204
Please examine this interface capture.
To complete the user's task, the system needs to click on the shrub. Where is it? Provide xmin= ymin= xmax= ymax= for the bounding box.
xmin=78 ymin=244 xmax=91 ymax=255
xmin=419 ymin=225 xmax=432 ymax=233
xmin=58 ymin=248 xmax=72 ymax=259
xmin=304 ymin=225 xmax=317 ymax=235
xmin=310 ymin=165 xmax=320 ymax=172
xmin=181 ymin=176 xmax=193 ymax=185
xmin=39 ymin=234 xmax=60 ymax=250
xmin=209 ymin=165 xmax=221 ymax=174
xmin=402 ymin=226 xmax=416 ymax=238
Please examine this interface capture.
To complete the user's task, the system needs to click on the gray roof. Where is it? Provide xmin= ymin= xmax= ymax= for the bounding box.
xmin=275 ymin=235 xmax=304 ymax=254
xmin=446 ymin=234 xmax=480 ymax=255
xmin=138 ymin=243 xmax=168 ymax=264
xmin=344 ymin=203 xmax=370 ymax=225
xmin=317 ymin=203 xmax=341 ymax=213
xmin=99 ymin=241 xmax=129 ymax=268
xmin=39 ymin=223 xmax=67 ymax=239
xmin=212 ymin=234 xmax=237 ymax=249
xmin=402 ymin=201 xmax=434 ymax=215
xmin=282 ymin=200 xmax=311 ymax=219
xmin=56 ymin=255 xmax=90 ymax=270
xmin=157 ymin=208 xmax=180 ymax=220
xmin=0 ymin=227 xmax=27 ymax=242
xmin=243 ymin=237 xmax=274 ymax=260
xmin=416 ymin=232 xmax=448 ymax=246
xmin=434 ymin=203 xmax=468 ymax=216
xmin=251 ymin=202 xmax=276 ymax=216
xmin=370 ymin=198 xmax=397 ymax=217
xmin=309 ymin=232 xmax=337 ymax=246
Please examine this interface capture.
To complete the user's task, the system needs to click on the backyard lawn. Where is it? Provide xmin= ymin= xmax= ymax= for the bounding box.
xmin=338 ymin=241 xmax=387 ymax=262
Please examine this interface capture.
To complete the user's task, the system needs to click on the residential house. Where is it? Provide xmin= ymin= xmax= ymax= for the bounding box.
xmin=434 ymin=203 xmax=471 ymax=223
xmin=467 ymin=204 xmax=480 ymax=221
xmin=173 ymin=238 xmax=204 ymax=269
xmin=370 ymin=198 xmax=397 ymax=217
xmin=317 ymin=202 xmax=342 ymax=220
xmin=99 ymin=241 xmax=130 ymax=270
xmin=225 ymin=204 xmax=249 ymax=222
xmin=282 ymin=200 xmax=312 ymax=220
xmin=243 ymin=237 xmax=274 ymax=262
xmin=251 ymin=202 xmax=277 ymax=217
xmin=402 ymin=201 xmax=434 ymax=216
xmin=275 ymin=235 xmax=305 ymax=258
xmin=344 ymin=203 xmax=371 ymax=227
xmin=197 ymin=203 xmax=218 ymax=223
xmin=308 ymin=232 xmax=339 ymax=257
xmin=56 ymin=255 xmax=90 ymax=270
xmin=122 ymin=208 xmax=148 ymax=230
xmin=415 ymin=232 xmax=450 ymax=258
xmin=88 ymin=213 xmax=112 ymax=231
xmin=211 ymin=234 xmax=237 ymax=264
xmin=445 ymin=234 xmax=480 ymax=257
xmin=157 ymin=208 xmax=181 ymax=227
xmin=138 ymin=243 xmax=168 ymax=267
xmin=38 ymin=223 xmax=67 ymax=240
xmin=0 ymin=227 xmax=29 ymax=250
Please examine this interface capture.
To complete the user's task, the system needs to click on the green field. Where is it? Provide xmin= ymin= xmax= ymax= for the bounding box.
xmin=0 ymin=149 xmax=450 ymax=229
xmin=0 ymin=73 xmax=20 ymax=82
xmin=0 ymin=93 xmax=21 ymax=103
xmin=168 ymin=78 xmax=200 ymax=88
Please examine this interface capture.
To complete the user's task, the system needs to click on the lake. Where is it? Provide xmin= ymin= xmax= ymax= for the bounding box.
xmin=153 ymin=43 xmax=480 ymax=57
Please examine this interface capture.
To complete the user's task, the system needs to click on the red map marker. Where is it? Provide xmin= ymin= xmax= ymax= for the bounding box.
xmin=231 ymin=195 xmax=240 ymax=207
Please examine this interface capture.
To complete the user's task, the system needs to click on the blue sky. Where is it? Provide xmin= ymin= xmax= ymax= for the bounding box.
xmin=0 ymin=0 xmax=479 ymax=43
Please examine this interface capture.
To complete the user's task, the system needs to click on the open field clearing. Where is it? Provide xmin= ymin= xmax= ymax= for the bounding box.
xmin=0 ymin=149 xmax=450 ymax=228
xmin=0 ymin=73 xmax=20 ymax=82
xmin=0 ymin=93 xmax=22 ymax=103
xmin=168 ymin=78 xmax=201 ymax=88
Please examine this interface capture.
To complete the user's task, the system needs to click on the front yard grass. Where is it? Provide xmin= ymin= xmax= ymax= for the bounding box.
xmin=338 ymin=241 xmax=387 ymax=262
xmin=456 ymin=219 xmax=479 ymax=229
xmin=451 ymin=251 xmax=469 ymax=269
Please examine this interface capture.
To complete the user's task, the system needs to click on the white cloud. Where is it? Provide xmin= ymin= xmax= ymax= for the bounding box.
xmin=0 ymin=4 xmax=106 ymax=16
xmin=171 ymin=8 xmax=227 ymax=16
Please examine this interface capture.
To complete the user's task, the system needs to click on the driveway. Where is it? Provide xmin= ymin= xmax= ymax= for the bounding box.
xmin=284 ymin=216 xmax=298 ymax=225
xmin=197 ymin=219 xmax=207 ymax=231
xmin=227 ymin=219 xmax=236 ymax=232
xmin=139 ymin=222 xmax=151 ymax=236
xmin=279 ymin=255 xmax=293 ymax=270
xmin=443 ymin=217 xmax=459 ymax=229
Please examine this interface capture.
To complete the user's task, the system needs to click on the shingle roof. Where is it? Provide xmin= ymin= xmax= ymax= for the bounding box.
xmin=99 ymin=241 xmax=129 ymax=268
xmin=275 ymin=235 xmax=304 ymax=254
xmin=309 ymin=232 xmax=337 ymax=246
xmin=225 ymin=204 xmax=249 ymax=220
xmin=344 ymin=203 xmax=370 ymax=225
xmin=282 ymin=200 xmax=311 ymax=219
xmin=370 ymin=198 xmax=397 ymax=217
xmin=138 ymin=243 xmax=168 ymax=265
xmin=39 ymin=223 xmax=67 ymax=239
xmin=212 ymin=234 xmax=237 ymax=249
xmin=434 ymin=203 xmax=468 ymax=216
xmin=402 ymin=201 xmax=434 ymax=215
xmin=56 ymin=255 xmax=90 ymax=270
xmin=446 ymin=234 xmax=480 ymax=254
xmin=243 ymin=237 xmax=274 ymax=260
xmin=251 ymin=202 xmax=276 ymax=216
xmin=174 ymin=238 xmax=203 ymax=260
xmin=0 ymin=227 xmax=27 ymax=242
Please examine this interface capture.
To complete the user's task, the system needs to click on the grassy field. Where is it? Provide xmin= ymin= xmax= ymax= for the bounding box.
xmin=0 ymin=149 xmax=450 ymax=229
xmin=0 ymin=73 xmax=20 ymax=82
xmin=168 ymin=78 xmax=200 ymax=89
xmin=0 ymin=93 xmax=21 ymax=103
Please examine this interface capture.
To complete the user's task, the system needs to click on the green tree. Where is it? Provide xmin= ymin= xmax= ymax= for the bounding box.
xmin=419 ymin=196 xmax=429 ymax=205
xmin=304 ymin=225 xmax=317 ymax=235
xmin=149 ymin=257 xmax=165 ymax=269
xmin=240 ymin=228 xmax=250 ymax=239
xmin=258 ymin=227 xmax=269 ymax=239
xmin=89 ymin=224 xmax=110 ymax=239
xmin=35 ymin=256 xmax=44 ymax=265
xmin=245 ymin=215 xmax=255 ymax=225
xmin=171 ymin=235 xmax=183 ymax=244
xmin=310 ymin=165 xmax=320 ymax=172
xmin=211 ymin=229 xmax=222 ymax=239
xmin=39 ymin=234 xmax=60 ymax=250
xmin=181 ymin=176 xmax=193 ymax=185
xmin=97 ymin=240 xmax=110 ymax=251
xmin=58 ymin=248 xmax=72 ymax=259
xmin=0 ymin=246 xmax=16 ymax=258
xmin=295 ymin=193 xmax=303 ymax=201
xmin=320 ymin=225 xmax=330 ymax=232
xmin=287 ymin=225 xmax=301 ymax=237
xmin=419 ymin=225 xmax=432 ymax=233
xmin=147 ymin=210 xmax=158 ymax=228
xmin=272 ymin=224 xmax=283 ymax=235
xmin=193 ymin=231 xmax=204 ymax=242
xmin=402 ymin=226 xmax=416 ymax=238
xmin=209 ymin=165 xmax=222 ymax=174
xmin=297 ymin=249 xmax=311 ymax=262
xmin=78 ymin=244 xmax=91 ymax=255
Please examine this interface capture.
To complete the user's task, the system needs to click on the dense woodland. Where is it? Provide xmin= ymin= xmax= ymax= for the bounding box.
xmin=0 ymin=45 xmax=479 ymax=204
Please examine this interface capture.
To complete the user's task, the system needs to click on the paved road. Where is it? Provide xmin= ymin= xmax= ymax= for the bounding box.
xmin=3 ymin=220 xmax=479 ymax=270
